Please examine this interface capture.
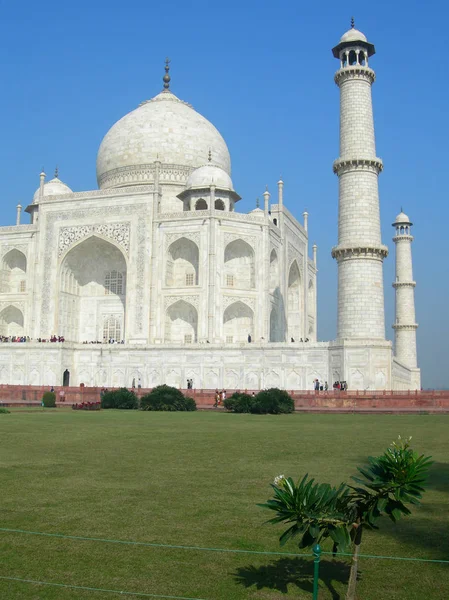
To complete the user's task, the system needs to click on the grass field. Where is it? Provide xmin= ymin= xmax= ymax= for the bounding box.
xmin=1 ymin=409 xmax=448 ymax=599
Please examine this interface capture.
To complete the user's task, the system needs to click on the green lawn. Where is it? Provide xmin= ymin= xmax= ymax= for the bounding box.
xmin=1 ymin=409 xmax=448 ymax=599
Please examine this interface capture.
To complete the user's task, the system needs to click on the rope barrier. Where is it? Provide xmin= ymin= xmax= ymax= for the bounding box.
xmin=0 ymin=575 xmax=207 ymax=599
xmin=1 ymin=527 xmax=448 ymax=564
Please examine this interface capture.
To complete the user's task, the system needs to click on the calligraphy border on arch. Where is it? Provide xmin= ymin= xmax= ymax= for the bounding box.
xmin=41 ymin=205 xmax=147 ymax=334
xmin=58 ymin=223 xmax=131 ymax=258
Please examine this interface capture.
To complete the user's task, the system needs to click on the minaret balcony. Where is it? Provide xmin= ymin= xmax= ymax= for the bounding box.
xmin=333 ymin=157 xmax=383 ymax=175
xmin=335 ymin=66 xmax=375 ymax=86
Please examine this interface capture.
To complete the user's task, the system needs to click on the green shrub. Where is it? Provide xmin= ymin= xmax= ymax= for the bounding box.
xmin=0 ymin=406 xmax=10 ymax=414
xmin=140 ymin=385 xmax=196 ymax=411
xmin=251 ymin=388 xmax=294 ymax=414
xmin=224 ymin=392 xmax=254 ymax=413
xmin=101 ymin=388 xmax=138 ymax=410
xmin=42 ymin=391 xmax=56 ymax=408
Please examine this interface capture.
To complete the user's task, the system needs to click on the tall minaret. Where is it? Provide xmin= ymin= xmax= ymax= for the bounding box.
xmin=392 ymin=211 xmax=418 ymax=367
xmin=331 ymin=21 xmax=388 ymax=339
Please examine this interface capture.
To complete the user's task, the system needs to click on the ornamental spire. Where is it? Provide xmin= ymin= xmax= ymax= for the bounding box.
xmin=163 ymin=57 xmax=171 ymax=90
xmin=351 ymin=16 xmax=355 ymax=28
xmin=54 ymin=165 xmax=59 ymax=178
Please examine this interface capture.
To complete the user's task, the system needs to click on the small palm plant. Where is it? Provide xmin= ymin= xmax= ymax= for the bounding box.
xmin=260 ymin=437 xmax=432 ymax=600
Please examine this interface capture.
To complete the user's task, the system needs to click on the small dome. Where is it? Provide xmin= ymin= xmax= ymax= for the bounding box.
xmin=394 ymin=211 xmax=411 ymax=224
xmin=340 ymin=27 xmax=368 ymax=44
xmin=33 ymin=177 xmax=73 ymax=203
xmin=185 ymin=164 xmax=234 ymax=191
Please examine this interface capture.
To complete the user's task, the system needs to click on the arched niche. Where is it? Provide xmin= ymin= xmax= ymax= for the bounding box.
xmin=166 ymin=238 xmax=199 ymax=287
xmin=269 ymin=305 xmax=282 ymax=342
xmin=1 ymin=249 xmax=27 ymax=293
xmin=269 ymin=249 xmax=279 ymax=291
xmin=224 ymin=239 xmax=255 ymax=289
xmin=0 ymin=305 xmax=24 ymax=337
xmin=223 ymin=301 xmax=253 ymax=343
xmin=215 ymin=199 xmax=225 ymax=211
xmin=195 ymin=198 xmax=207 ymax=210
xmin=308 ymin=279 xmax=315 ymax=316
xmin=58 ymin=236 xmax=127 ymax=342
xmin=165 ymin=300 xmax=198 ymax=343
xmin=287 ymin=260 xmax=302 ymax=341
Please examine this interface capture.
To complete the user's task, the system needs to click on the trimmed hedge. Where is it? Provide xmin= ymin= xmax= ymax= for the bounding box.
xmin=101 ymin=388 xmax=138 ymax=410
xmin=140 ymin=385 xmax=197 ymax=411
xmin=42 ymin=391 xmax=56 ymax=408
xmin=251 ymin=388 xmax=294 ymax=414
xmin=0 ymin=406 xmax=10 ymax=414
xmin=223 ymin=392 xmax=254 ymax=413
xmin=224 ymin=388 xmax=294 ymax=415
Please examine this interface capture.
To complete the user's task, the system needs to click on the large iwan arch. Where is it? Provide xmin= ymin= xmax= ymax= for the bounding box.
xmin=224 ymin=239 xmax=255 ymax=289
xmin=166 ymin=238 xmax=199 ymax=287
xmin=58 ymin=236 xmax=127 ymax=342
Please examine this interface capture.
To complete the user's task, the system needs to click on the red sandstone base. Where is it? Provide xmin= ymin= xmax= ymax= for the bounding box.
xmin=1 ymin=385 xmax=449 ymax=413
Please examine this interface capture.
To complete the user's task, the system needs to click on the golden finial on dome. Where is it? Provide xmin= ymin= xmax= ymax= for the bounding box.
xmin=208 ymin=149 xmax=212 ymax=162
xmin=163 ymin=57 xmax=171 ymax=90
xmin=351 ymin=16 xmax=355 ymax=28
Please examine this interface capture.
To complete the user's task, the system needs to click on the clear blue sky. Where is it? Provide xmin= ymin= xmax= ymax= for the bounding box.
xmin=0 ymin=0 xmax=447 ymax=388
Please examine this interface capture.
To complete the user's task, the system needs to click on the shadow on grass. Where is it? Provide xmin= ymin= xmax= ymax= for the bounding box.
xmin=425 ymin=461 xmax=449 ymax=494
xmin=234 ymin=557 xmax=351 ymax=599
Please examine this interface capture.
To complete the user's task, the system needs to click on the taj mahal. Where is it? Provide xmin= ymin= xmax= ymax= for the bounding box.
xmin=0 ymin=23 xmax=420 ymax=390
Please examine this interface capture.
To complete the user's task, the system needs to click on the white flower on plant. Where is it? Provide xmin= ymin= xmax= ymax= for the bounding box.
xmin=274 ymin=474 xmax=286 ymax=486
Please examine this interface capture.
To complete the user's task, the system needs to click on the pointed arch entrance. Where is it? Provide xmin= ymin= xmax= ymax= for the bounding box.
xmin=165 ymin=300 xmax=198 ymax=343
xmin=0 ymin=305 xmax=24 ymax=337
xmin=288 ymin=261 xmax=302 ymax=341
xmin=58 ymin=236 xmax=127 ymax=342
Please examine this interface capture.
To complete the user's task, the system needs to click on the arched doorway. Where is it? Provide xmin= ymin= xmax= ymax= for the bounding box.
xmin=166 ymin=238 xmax=199 ymax=287
xmin=224 ymin=240 xmax=255 ymax=289
xmin=269 ymin=249 xmax=279 ymax=292
xmin=165 ymin=300 xmax=198 ymax=343
xmin=1 ymin=249 xmax=27 ymax=293
xmin=0 ymin=305 xmax=24 ymax=337
xmin=58 ymin=236 xmax=127 ymax=342
xmin=288 ymin=261 xmax=302 ymax=341
xmin=223 ymin=301 xmax=253 ymax=343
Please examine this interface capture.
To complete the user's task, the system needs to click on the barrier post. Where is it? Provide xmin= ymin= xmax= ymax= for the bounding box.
xmin=312 ymin=543 xmax=321 ymax=600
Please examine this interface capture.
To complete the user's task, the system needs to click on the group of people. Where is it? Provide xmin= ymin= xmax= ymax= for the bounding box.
xmin=186 ymin=379 xmax=194 ymax=389
xmin=333 ymin=381 xmax=348 ymax=391
xmin=214 ymin=389 xmax=227 ymax=407
xmin=313 ymin=379 xmax=329 ymax=391
xmin=291 ymin=337 xmax=310 ymax=342
xmin=0 ymin=335 xmax=30 ymax=342
xmin=82 ymin=339 xmax=125 ymax=344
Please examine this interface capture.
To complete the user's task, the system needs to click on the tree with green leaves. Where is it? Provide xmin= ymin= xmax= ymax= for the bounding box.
xmin=259 ymin=437 xmax=432 ymax=600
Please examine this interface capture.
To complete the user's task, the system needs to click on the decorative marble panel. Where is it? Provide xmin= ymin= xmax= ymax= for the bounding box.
xmin=58 ymin=222 xmax=130 ymax=257
xmin=222 ymin=296 xmax=255 ymax=311
xmin=164 ymin=295 xmax=200 ymax=310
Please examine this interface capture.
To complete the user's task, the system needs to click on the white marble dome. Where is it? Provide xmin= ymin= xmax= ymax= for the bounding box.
xmin=33 ymin=177 xmax=73 ymax=203
xmin=340 ymin=28 xmax=368 ymax=44
xmin=96 ymin=90 xmax=231 ymax=190
xmin=186 ymin=164 xmax=234 ymax=190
